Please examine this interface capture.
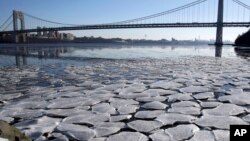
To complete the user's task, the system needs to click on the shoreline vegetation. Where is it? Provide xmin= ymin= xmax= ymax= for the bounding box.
xmin=235 ymin=30 xmax=250 ymax=47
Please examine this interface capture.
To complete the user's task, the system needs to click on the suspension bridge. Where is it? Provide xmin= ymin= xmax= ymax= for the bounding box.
xmin=0 ymin=0 xmax=250 ymax=45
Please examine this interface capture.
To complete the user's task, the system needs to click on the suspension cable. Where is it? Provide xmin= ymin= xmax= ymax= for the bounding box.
xmin=16 ymin=0 xmax=208 ymax=27
xmin=105 ymin=0 xmax=208 ymax=25
xmin=23 ymin=12 xmax=79 ymax=26
xmin=2 ymin=21 xmax=13 ymax=31
xmin=0 ymin=15 xmax=12 ymax=30
xmin=232 ymin=0 xmax=250 ymax=11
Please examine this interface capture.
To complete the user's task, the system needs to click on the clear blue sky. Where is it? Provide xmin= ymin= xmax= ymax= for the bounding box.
xmin=1 ymin=0 xmax=250 ymax=41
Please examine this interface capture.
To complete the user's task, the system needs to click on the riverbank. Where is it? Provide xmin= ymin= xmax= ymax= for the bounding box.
xmin=0 ymin=57 xmax=250 ymax=141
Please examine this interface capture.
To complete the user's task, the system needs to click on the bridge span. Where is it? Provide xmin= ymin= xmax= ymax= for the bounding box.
xmin=0 ymin=22 xmax=250 ymax=35
xmin=0 ymin=0 xmax=250 ymax=45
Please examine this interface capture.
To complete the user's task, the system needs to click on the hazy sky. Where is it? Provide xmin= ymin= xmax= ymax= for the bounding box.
xmin=1 ymin=0 xmax=250 ymax=41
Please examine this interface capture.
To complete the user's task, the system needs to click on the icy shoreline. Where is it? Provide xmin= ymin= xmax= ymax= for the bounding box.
xmin=1 ymin=57 xmax=250 ymax=141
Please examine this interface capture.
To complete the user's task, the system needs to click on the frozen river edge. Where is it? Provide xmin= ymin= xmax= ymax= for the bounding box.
xmin=1 ymin=56 xmax=250 ymax=141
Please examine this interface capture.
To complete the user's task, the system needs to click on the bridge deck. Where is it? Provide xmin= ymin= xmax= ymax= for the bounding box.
xmin=0 ymin=22 xmax=250 ymax=35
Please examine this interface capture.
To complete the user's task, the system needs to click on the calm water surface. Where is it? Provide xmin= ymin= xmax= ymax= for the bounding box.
xmin=0 ymin=44 xmax=249 ymax=67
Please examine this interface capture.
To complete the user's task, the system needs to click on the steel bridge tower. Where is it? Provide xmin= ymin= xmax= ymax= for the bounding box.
xmin=216 ymin=0 xmax=224 ymax=45
xmin=13 ymin=10 xmax=26 ymax=43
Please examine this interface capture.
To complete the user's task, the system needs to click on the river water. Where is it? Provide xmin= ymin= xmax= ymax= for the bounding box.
xmin=1 ymin=44 xmax=250 ymax=141
xmin=0 ymin=44 xmax=248 ymax=67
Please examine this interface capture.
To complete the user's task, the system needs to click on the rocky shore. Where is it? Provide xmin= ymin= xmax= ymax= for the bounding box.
xmin=0 ymin=120 xmax=31 ymax=141
xmin=0 ymin=57 xmax=250 ymax=141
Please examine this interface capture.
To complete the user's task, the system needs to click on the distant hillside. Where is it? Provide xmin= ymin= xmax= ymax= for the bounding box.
xmin=235 ymin=30 xmax=250 ymax=46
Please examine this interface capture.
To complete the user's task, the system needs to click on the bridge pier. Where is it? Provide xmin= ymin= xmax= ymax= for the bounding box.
xmin=215 ymin=0 xmax=224 ymax=45
xmin=13 ymin=10 xmax=26 ymax=43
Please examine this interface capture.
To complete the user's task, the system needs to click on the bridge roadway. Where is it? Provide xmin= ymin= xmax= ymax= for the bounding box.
xmin=0 ymin=22 xmax=250 ymax=35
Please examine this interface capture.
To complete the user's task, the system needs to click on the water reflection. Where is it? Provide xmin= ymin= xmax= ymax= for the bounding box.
xmin=0 ymin=46 xmax=68 ymax=66
xmin=15 ymin=55 xmax=27 ymax=67
xmin=0 ymin=46 xmax=67 ymax=57
xmin=215 ymin=45 xmax=222 ymax=57
xmin=0 ymin=44 xmax=246 ymax=67
xmin=235 ymin=48 xmax=250 ymax=59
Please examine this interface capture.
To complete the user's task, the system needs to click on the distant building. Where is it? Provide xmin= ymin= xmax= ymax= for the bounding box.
xmin=59 ymin=33 xmax=64 ymax=40
xmin=49 ymin=31 xmax=56 ymax=38
xmin=42 ymin=27 xmax=48 ymax=37
xmin=37 ymin=27 xmax=42 ymax=36
xmin=62 ymin=33 xmax=74 ymax=41
xmin=0 ymin=25 xmax=76 ymax=43
xmin=55 ymin=31 xmax=59 ymax=38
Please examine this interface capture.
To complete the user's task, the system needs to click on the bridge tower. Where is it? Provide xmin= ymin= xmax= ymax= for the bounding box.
xmin=215 ymin=0 xmax=224 ymax=45
xmin=13 ymin=10 xmax=26 ymax=43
